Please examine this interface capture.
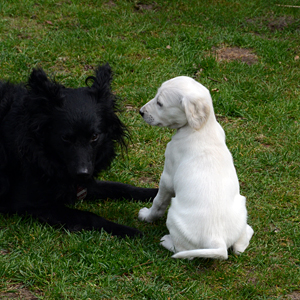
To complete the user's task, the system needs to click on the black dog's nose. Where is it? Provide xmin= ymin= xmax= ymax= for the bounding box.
xmin=76 ymin=168 xmax=91 ymax=181
xmin=139 ymin=110 xmax=144 ymax=117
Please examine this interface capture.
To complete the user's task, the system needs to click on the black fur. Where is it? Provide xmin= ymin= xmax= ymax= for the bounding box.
xmin=0 ymin=64 xmax=157 ymax=237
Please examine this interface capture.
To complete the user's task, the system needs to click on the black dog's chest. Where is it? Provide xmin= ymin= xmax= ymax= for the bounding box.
xmin=13 ymin=174 xmax=78 ymax=207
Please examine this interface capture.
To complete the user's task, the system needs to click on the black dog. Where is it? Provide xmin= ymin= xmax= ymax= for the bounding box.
xmin=0 ymin=64 xmax=157 ymax=237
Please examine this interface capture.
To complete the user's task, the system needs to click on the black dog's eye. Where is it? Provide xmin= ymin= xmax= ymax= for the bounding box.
xmin=90 ymin=133 xmax=99 ymax=143
xmin=61 ymin=135 xmax=72 ymax=143
xmin=157 ymin=101 xmax=163 ymax=107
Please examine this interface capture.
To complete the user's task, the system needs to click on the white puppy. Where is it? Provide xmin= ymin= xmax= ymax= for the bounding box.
xmin=138 ymin=76 xmax=253 ymax=260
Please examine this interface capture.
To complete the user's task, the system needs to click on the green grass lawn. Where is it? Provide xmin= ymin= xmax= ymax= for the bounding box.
xmin=0 ymin=0 xmax=299 ymax=299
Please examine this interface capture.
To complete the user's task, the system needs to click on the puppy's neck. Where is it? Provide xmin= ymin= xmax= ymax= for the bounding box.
xmin=175 ymin=124 xmax=196 ymax=138
xmin=175 ymin=117 xmax=224 ymax=142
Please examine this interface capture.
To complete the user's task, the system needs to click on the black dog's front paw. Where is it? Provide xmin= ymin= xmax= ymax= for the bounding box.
xmin=31 ymin=206 xmax=143 ymax=239
xmin=107 ymin=221 xmax=143 ymax=238
xmin=128 ymin=187 xmax=158 ymax=202
xmin=86 ymin=180 xmax=158 ymax=202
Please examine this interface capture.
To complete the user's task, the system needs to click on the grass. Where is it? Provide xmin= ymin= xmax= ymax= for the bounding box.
xmin=0 ymin=0 xmax=299 ymax=298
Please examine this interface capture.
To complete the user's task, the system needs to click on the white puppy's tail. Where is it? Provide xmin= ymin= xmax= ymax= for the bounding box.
xmin=172 ymin=248 xmax=228 ymax=260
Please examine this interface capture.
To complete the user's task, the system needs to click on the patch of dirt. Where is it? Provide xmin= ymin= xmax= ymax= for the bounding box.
xmin=245 ymin=15 xmax=297 ymax=32
xmin=268 ymin=16 xmax=295 ymax=31
xmin=287 ymin=291 xmax=300 ymax=300
xmin=134 ymin=1 xmax=158 ymax=11
xmin=139 ymin=176 xmax=156 ymax=185
xmin=215 ymin=46 xmax=258 ymax=65
xmin=104 ymin=0 xmax=116 ymax=7
xmin=0 ymin=284 xmax=41 ymax=300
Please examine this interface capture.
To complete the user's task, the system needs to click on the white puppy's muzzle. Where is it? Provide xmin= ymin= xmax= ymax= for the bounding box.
xmin=139 ymin=103 xmax=157 ymax=126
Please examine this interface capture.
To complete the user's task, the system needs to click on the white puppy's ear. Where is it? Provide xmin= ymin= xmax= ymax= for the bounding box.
xmin=181 ymin=96 xmax=210 ymax=130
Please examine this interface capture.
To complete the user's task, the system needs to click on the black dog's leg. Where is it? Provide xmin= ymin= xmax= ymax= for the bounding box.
xmin=85 ymin=180 xmax=158 ymax=202
xmin=27 ymin=205 xmax=142 ymax=237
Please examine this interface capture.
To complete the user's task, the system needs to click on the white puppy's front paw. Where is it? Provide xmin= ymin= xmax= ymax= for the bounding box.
xmin=138 ymin=207 xmax=153 ymax=222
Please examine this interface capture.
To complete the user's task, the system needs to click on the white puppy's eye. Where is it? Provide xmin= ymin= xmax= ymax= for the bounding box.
xmin=157 ymin=101 xmax=163 ymax=107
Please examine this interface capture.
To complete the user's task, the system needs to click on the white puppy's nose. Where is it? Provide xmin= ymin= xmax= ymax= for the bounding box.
xmin=139 ymin=110 xmax=144 ymax=117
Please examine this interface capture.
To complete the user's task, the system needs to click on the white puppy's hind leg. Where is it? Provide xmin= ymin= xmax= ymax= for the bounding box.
xmin=160 ymin=234 xmax=176 ymax=253
xmin=233 ymin=225 xmax=254 ymax=255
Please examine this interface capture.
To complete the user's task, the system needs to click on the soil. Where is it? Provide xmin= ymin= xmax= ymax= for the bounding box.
xmin=287 ymin=291 xmax=300 ymax=300
xmin=215 ymin=46 xmax=258 ymax=65
xmin=0 ymin=284 xmax=41 ymax=300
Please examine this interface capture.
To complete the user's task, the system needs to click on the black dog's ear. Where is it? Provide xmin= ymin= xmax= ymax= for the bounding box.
xmin=93 ymin=63 xmax=113 ymax=88
xmin=28 ymin=68 xmax=51 ymax=90
xmin=27 ymin=68 xmax=63 ymax=106
xmin=86 ymin=63 xmax=128 ymax=148
xmin=86 ymin=63 xmax=113 ymax=102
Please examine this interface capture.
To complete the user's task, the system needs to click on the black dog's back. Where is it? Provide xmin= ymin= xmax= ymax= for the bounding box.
xmin=0 ymin=64 xmax=157 ymax=237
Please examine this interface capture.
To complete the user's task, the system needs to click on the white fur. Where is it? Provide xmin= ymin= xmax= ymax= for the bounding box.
xmin=138 ymin=76 xmax=253 ymax=260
